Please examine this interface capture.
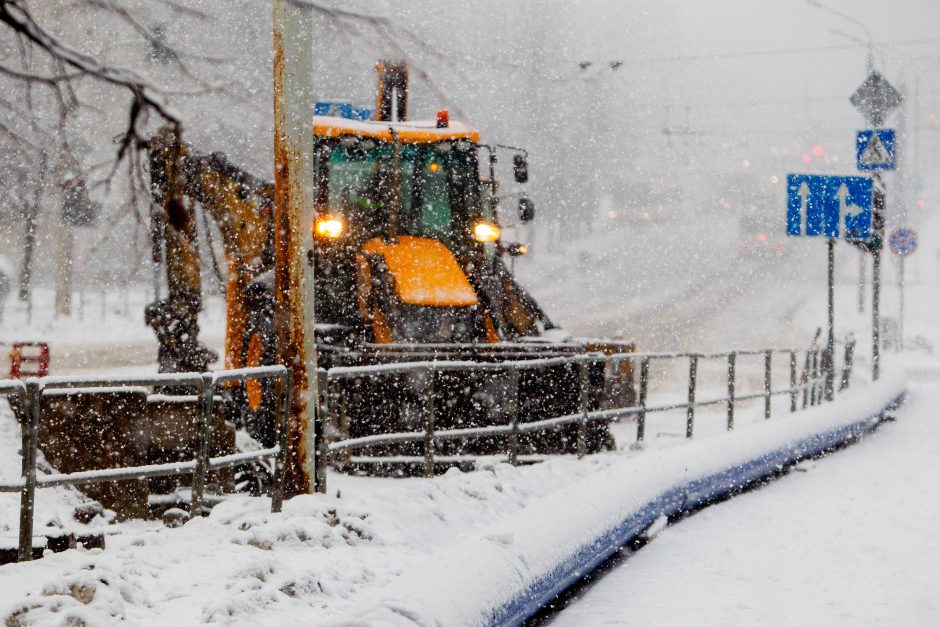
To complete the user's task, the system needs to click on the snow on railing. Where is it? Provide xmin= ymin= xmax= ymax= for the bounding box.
xmin=0 ymin=365 xmax=291 ymax=563
xmin=315 ymin=340 xmax=856 ymax=489
xmin=0 ymin=337 xmax=857 ymax=564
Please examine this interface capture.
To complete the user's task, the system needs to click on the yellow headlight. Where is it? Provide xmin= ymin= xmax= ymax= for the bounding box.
xmin=314 ymin=216 xmax=344 ymax=239
xmin=473 ymin=221 xmax=501 ymax=243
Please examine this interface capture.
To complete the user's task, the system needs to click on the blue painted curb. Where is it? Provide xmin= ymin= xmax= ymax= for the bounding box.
xmin=494 ymin=391 xmax=906 ymax=626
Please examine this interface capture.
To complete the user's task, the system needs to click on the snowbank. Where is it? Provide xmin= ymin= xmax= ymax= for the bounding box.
xmin=343 ymin=374 xmax=905 ymax=626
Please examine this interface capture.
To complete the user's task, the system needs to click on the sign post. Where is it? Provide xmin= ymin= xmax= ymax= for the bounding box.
xmin=888 ymin=226 xmax=917 ymax=352
xmin=851 ymin=70 xmax=901 ymax=381
xmin=872 ymin=180 xmax=885 ymax=379
xmin=787 ymin=174 xmax=873 ymax=400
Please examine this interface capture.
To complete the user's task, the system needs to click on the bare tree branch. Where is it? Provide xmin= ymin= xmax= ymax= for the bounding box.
xmin=0 ymin=0 xmax=179 ymax=160
xmin=0 ymin=62 xmax=80 ymax=83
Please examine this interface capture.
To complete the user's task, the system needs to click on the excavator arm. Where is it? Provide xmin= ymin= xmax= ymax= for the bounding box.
xmin=147 ymin=126 xmax=275 ymax=374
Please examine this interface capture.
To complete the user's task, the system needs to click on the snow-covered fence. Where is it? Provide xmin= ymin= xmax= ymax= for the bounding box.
xmin=316 ymin=339 xmax=856 ymax=489
xmin=0 ymin=366 xmax=291 ymax=563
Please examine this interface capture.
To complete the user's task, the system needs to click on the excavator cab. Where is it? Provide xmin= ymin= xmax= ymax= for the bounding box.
xmin=314 ymin=138 xmax=482 ymax=248
xmin=306 ymin=62 xmax=543 ymax=352
xmin=309 ymin=126 xmax=504 ymax=348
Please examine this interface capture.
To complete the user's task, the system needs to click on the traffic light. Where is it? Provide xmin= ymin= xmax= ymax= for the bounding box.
xmin=850 ymin=186 xmax=884 ymax=253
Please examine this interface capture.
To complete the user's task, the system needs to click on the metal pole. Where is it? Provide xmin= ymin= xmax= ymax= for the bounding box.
xmin=423 ymin=370 xmax=435 ymax=478
xmin=636 ymin=356 xmax=649 ymax=443
xmin=686 ymin=354 xmax=698 ymax=438
xmin=726 ymin=352 xmax=736 ymax=431
xmin=898 ymin=257 xmax=905 ymax=352
xmin=190 ymin=373 xmax=214 ymax=520
xmin=858 ymin=249 xmax=866 ymax=313
xmin=764 ymin=349 xmax=773 ymax=419
xmin=272 ymin=0 xmax=318 ymax=496
xmin=507 ymin=368 xmax=520 ymax=465
xmin=826 ymin=238 xmax=835 ymax=401
xmin=18 ymin=382 xmax=41 ymax=562
xmin=873 ymin=246 xmax=881 ymax=379
xmin=789 ymin=350 xmax=798 ymax=412
xmin=812 ymin=350 xmax=820 ymax=406
xmin=802 ymin=350 xmax=811 ymax=409
xmin=840 ymin=339 xmax=855 ymax=391
xmin=271 ymin=370 xmax=293 ymax=512
xmin=314 ymin=369 xmax=328 ymax=494
xmin=577 ymin=361 xmax=589 ymax=459
xmin=872 ymin=175 xmax=884 ymax=380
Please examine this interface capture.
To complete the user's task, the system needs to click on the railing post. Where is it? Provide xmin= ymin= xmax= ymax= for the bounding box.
xmin=764 ymin=349 xmax=772 ymax=420
xmin=811 ymin=350 xmax=820 ymax=406
xmin=271 ymin=369 xmax=292 ymax=512
xmin=636 ymin=356 xmax=649 ymax=443
xmin=190 ymin=373 xmax=214 ymax=520
xmin=314 ymin=369 xmax=328 ymax=494
xmin=726 ymin=352 xmax=736 ymax=431
xmin=802 ymin=350 xmax=811 ymax=409
xmin=840 ymin=339 xmax=855 ymax=392
xmin=18 ymin=381 xmax=41 ymax=562
xmin=577 ymin=360 xmax=589 ymax=459
xmin=686 ymin=354 xmax=698 ymax=438
xmin=423 ymin=368 xmax=435 ymax=478
xmin=507 ymin=368 xmax=520 ymax=466
xmin=789 ymin=350 xmax=798 ymax=413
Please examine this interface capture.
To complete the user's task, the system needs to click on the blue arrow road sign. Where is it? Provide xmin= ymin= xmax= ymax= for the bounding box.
xmin=856 ymin=129 xmax=896 ymax=171
xmin=787 ymin=174 xmax=873 ymax=240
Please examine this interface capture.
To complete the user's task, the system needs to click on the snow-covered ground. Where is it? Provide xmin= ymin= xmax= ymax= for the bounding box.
xmin=0 ymin=373 xmax=903 ymax=626
xmin=0 ymin=181 xmax=936 ymax=625
xmin=551 ymin=381 xmax=939 ymax=626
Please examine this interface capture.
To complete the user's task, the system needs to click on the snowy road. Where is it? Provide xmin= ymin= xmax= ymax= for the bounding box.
xmin=549 ymin=383 xmax=939 ymax=626
xmin=517 ymin=212 xmax=823 ymax=353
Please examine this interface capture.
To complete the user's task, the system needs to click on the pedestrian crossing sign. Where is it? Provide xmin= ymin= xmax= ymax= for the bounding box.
xmin=856 ymin=129 xmax=895 ymax=171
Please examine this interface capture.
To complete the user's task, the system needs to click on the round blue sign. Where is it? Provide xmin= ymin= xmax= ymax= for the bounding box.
xmin=889 ymin=227 xmax=918 ymax=257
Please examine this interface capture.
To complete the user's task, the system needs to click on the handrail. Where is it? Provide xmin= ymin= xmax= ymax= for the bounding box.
xmin=0 ymin=338 xmax=857 ymax=565
xmin=317 ymin=342 xmax=853 ymax=487
xmin=0 ymin=365 xmax=291 ymax=563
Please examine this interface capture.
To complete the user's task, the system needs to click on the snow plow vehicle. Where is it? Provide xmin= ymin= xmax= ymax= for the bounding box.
xmin=146 ymin=62 xmax=635 ymax=475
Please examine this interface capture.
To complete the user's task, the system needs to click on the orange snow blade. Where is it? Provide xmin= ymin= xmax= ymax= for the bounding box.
xmin=361 ymin=235 xmax=478 ymax=307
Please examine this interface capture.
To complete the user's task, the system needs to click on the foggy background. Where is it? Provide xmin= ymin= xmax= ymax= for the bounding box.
xmin=0 ymin=0 xmax=937 ymax=350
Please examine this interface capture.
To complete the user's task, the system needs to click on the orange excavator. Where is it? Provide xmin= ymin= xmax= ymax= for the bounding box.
xmin=147 ymin=61 xmax=634 ymax=467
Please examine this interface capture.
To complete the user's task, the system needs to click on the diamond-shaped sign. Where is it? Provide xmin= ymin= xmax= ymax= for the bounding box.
xmin=850 ymin=71 xmax=902 ymax=126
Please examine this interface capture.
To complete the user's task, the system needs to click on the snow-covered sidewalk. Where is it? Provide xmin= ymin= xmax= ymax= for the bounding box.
xmin=552 ymin=382 xmax=940 ymax=626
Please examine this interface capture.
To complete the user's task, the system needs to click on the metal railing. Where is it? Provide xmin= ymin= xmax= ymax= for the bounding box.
xmin=316 ymin=340 xmax=856 ymax=488
xmin=0 ymin=365 xmax=291 ymax=562
xmin=0 ymin=338 xmax=857 ymax=561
